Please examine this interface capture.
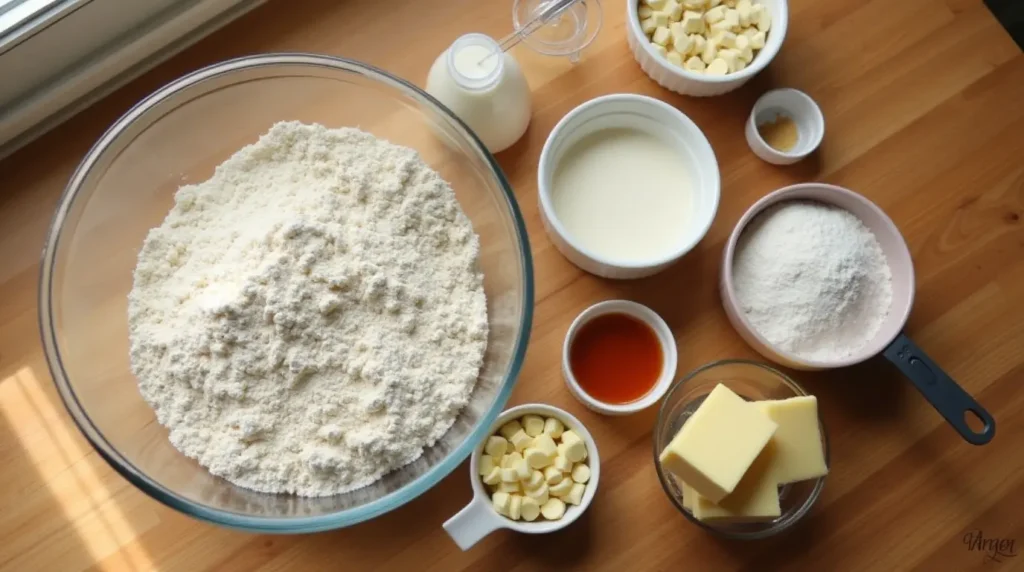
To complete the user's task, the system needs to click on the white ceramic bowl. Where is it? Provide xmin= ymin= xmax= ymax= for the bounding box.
xmin=625 ymin=0 xmax=789 ymax=97
xmin=562 ymin=300 xmax=678 ymax=415
xmin=745 ymin=88 xmax=824 ymax=165
xmin=538 ymin=94 xmax=720 ymax=279
xmin=442 ymin=404 xmax=600 ymax=550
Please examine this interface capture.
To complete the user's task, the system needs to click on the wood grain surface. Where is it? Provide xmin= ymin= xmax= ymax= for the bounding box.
xmin=2 ymin=0 xmax=1023 ymax=570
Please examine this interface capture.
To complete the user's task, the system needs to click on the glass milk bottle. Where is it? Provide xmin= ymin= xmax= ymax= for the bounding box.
xmin=426 ymin=33 xmax=532 ymax=154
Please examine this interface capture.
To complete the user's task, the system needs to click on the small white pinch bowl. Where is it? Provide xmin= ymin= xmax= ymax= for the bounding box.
xmin=538 ymin=93 xmax=720 ymax=280
xmin=626 ymin=0 xmax=789 ymax=97
xmin=745 ymin=88 xmax=825 ymax=165
xmin=563 ymin=300 xmax=678 ymax=415
xmin=443 ymin=403 xmax=600 ymax=551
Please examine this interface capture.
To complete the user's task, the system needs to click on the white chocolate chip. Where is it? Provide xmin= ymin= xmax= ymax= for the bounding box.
xmin=478 ymin=455 xmax=496 ymax=475
xmin=500 ymin=467 xmax=519 ymax=483
xmin=508 ymin=494 xmax=522 ymax=520
xmin=549 ymin=478 xmax=573 ymax=498
xmin=525 ymin=470 xmax=545 ymax=489
xmin=544 ymin=465 xmax=564 ymax=485
xmin=682 ymin=11 xmax=704 ymax=33
xmin=542 ymin=417 xmax=564 ymax=439
xmin=499 ymin=420 xmax=523 ymax=440
xmin=492 ymin=492 xmax=511 ymax=516
xmin=652 ymin=26 xmax=672 ymax=46
xmin=532 ymin=434 xmax=558 ymax=457
xmin=641 ymin=17 xmax=657 ymax=35
xmin=553 ymin=455 xmax=573 ymax=473
xmin=566 ymin=483 xmax=586 ymax=506
xmin=520 ymin=496 xmax=541 ymax=521
xmin=497 ymin=480 xmax=520 ymax=494
xmin=509 ymin=430 xmax=532 ymax=452
xmin=511 ymin=456 xmax=531 ymax=480
xmin=484 ymin=436 xmax=507 ymax=457
xmin=706 ymin=58 xmax=729 ymax=75
xmin=482 ymin=466 xmax=501 ymax=485
xmin=525 ymin=482 xmax=549 ymax=504
xmin=638 ymin=4 xmax=654 ymax=18
xmin=685 ymin=55 xmax=706 ymax=72
xmin=571 ymin=463 xmax=591 ymax=484
xmin=521 ymin=415 xmax=544 ymax=437
xmin=524 ymin=447 xmax=553 ymax=469
xmin=540 ymin=498 xmax=566 ymax=520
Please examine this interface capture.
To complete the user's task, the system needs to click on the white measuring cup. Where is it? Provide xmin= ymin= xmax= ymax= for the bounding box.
xmin=443 ymin=403 xmax=600 ymax=550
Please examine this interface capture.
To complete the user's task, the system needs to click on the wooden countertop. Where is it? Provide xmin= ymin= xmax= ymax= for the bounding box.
xmin=2 ymin=0 xmax=1023 ymax=570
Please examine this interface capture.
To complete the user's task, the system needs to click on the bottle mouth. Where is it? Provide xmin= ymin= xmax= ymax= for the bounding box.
xmin=447 ymin=33 xmax=504 ymax=91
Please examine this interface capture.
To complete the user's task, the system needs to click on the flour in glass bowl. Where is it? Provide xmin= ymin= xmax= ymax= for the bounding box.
xmin=732 ymin=200 xmax=893 ymax=362
xmin=127 ymin=121 xmax=488 ymax=496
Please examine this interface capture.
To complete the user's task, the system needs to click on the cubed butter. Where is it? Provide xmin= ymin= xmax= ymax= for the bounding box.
xmin=525 ymin=469 xmax=545 ymax=489
xmin=682 ymin=0 xmax=705 ymax=9
xmin=667 ymin=50 xmax=684 ymax=67
xmin=691 ymin=34 xmax=706 ymax=55
xmin=510 ymin=430 xmax=532 ymax=452
xmin=755 ymin=396 xmax=829 ymax=483
xmin=521 ymin=496 xmax=541 ymax=521
xmin=701 ymin=40 xmax=718 ymax=65
xmin=652 ymin=11 xmax=670 ymax=27
xmin=571 ymin=463 xmax=591 ymax=484
xmin=672 ymin=34 xmax=692 ymax=56
xmin=736 ymin=0 xmax=752 ymax=27
xmin=685 ymin=56 xmax=706 ymax=72
xmin=715 ymin=30 xmax=737 ymax=48
xmin=508 ymin=494 xmax=523 ymax=520
xmin=500 ymin=468 xmax=519 ymax=483
xmin=484 ymin=436 xmax=507 ymax=457
xmin=643 ymin=0 xmax=667 ymax=8
xmin=541 ymin=498 xmax=566 ymax=520
xmin=652 ymin=26 xmax=672 ymax=46
xmin=723 ymin=7 xmax=740 ymax=29
xmin=718 ymin=48 xmax=740 ymax=71
xmin=478 ymin=455 xmax=496 ymax=475
xmin=499 ymin=420 xmax=523 ymax=440
xmin=638 ymin=5 xmax=654 ymax=18
xmin=544 ymin=465 xmax=564 ymax=485
xmin=704 ymin=5 xmax=726 ymax=23
xmin=658 ymin=384 xmax=777 ymax=503
xmin=560 ymin=431 xmax=588 ymax=462
xmin=502 ymin=452 xmax=522 ymax=468
xmin=511 ymin=457 xmax=531 ymax=480
xmin=680 ymin=480 xmax=696 ymax=510
xmin=651 ymin=43 xmax=668 ymax=58
xmin=566 ymin=483 xmax=586 ymax=506
xmin=691 ymin=447 xmax=780 ymax=523
xmin=751 ymin=30 xmax=766 ymax=49
xmin=543 ymin=417 xmax=564 ymax=438
xmin=755 ymin=4 xmax=770 ymax=31
xmin=522 ymin=414 xmax=545 ymax=437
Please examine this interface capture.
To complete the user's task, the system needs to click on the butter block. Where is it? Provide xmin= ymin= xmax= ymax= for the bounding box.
xmin=522 ymin=415 xmax=545 ymax=437
xmin=499 ymin=420 xmax=523 ymax=440
xmin=755 ymin=396 xmax=829 ymax=483
xmin=484 ymin=436 xmax=507 ymax=457
xmin=680 ymin=480 xmax=696 ymax=510
xmin=658 ymin=384 xmax=777 ymax=503
xmin=566 ymin=483 xmax=586 ymax=506
xmin=521 ymin=496 xmax=541 ymax=521
xmin=691 ymin=448 xmax=780 ymax=523
xmin=543 ymin=417 xmax=564 ymax=439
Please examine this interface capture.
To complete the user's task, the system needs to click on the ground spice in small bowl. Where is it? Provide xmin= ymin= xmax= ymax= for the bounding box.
xmin=757 ymin=114 xmax=799 ymax=152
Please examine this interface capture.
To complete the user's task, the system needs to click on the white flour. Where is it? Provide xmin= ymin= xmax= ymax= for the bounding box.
xmin=732 ymin=201 xmax=893 ymax=361
xmin=128 ymin=122 xmax=488 ymax=496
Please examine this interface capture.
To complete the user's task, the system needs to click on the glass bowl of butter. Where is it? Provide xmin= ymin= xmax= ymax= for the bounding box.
xmin=652 ymin=360 xmax=828 ymax=539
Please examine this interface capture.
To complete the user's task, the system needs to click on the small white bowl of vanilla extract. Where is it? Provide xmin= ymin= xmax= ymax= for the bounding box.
xmin=562 ymin=300 xmax=678 ymax=415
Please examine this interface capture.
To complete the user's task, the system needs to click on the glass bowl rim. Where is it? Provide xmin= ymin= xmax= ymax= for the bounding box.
xmin=37 ymin=53 xmax=535 ymax=533
xmin=651 ymin=359 xmax=829 ymax=540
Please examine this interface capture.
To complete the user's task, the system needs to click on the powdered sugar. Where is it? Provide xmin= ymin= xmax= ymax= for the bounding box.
xmin=732 ymin=200 xmax=893 ymax=362
xmin=128 ymin=121 xmax=487 ymax=496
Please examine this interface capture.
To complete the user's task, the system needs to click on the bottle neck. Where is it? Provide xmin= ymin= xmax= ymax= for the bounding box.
xmin=446 ymin=33 xmax=504 ymax=91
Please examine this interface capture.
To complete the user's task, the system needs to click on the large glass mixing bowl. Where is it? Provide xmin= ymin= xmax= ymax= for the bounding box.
xmin=38 ymin=55 xmax=534 ymax=532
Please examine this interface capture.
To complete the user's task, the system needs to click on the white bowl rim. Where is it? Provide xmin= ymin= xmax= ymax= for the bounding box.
xmin=562 ymin=300 xmax=678 ymax=414
xmin=538 ymin=93 xmax=721 ymax=271
xmin=625 ymin=0 xmax=790 ymax=84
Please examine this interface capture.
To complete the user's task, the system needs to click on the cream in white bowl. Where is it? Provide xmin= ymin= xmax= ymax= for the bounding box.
xmin=538 ymin=94 xmax=720 ymax=279
xmin=625 ymin=0 xmax=788 ymax=97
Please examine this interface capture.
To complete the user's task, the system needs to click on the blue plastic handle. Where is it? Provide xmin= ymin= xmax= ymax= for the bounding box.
xmin=883 ymin=333 xmax=995 ymax=445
